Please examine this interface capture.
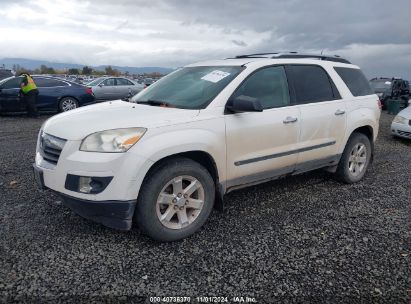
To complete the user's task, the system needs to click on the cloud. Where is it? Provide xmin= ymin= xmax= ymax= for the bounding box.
xmin=232 ymin=40 xmax=248 ymax=47
xmin=0 ymin=0 xmax=410 ymax=78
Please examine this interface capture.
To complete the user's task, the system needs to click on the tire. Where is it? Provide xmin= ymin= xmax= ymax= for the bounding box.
xmin=59 ymin=97 xmax=78 ymax=112
xmin=135 ymin=158 xmax=215 ymax=242
xmin=335 ymin=132 xmax=372 ymax=183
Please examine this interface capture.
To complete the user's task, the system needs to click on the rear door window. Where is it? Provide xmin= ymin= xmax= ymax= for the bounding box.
xmin=116 ymin=78 xmax=134 ymax=86
xmin=102 ymin=78 xmax=116 ymax=86
xmin=288 ymin=65 xmax=340 ymax=104
xmin=334 ymin=67 xmax=374 ymax=97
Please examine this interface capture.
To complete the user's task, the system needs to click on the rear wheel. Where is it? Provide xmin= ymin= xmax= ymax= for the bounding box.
xmin=59 ymin=97 xmax=78 ymax=112
xmin=335 ymin=132 xmax=372 ymax=183
xmin=135 ymin=158 xmax=215 ymax=242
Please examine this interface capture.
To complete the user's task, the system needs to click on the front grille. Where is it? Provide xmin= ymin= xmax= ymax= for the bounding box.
xmin=397 ymin=130 xmax=411 ymax=138
xmin=40 ymin=132 xmax=66 ymax=165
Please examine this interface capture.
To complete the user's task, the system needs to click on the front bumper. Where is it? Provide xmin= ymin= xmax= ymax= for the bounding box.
xmin=391 ymin=122 xmax=411 ymax=139
xmin=34 ymin=137 xmax=153 ymax=201
xmin=34 ymin=163 xmax=137 ymax=230
xmin=60 ymin=194 xmax=136 ymax=230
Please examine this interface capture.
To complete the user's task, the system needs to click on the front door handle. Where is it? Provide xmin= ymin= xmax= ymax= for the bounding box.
xmin=335 ymin=109 xmax=345 ymax=116
xmin=283 ymin=116 xmax=298 ymax=124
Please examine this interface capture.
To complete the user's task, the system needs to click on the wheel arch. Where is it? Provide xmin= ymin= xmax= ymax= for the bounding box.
xmin=352 ymin=125 xmax=373 ymax=142
xmin=344 ymin=124 xmax=375 ymax=163
xmin=140 ymin=150 xmax=224 ymax=211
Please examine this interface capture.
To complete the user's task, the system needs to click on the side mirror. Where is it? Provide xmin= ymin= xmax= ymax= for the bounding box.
xmin=226 ymin=95 xmax=263 ymax=113
xmin=98 ymin=83 xmax=103 ymax=87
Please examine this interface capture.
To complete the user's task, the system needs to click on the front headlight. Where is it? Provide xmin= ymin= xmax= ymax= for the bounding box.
xmin=80 ymin=128 xmax=147 ymax=152
xmin=392 ymin=115 xmax=408 ymax=125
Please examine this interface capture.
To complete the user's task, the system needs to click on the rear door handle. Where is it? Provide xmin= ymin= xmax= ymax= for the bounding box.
xmin=283 ymin=116 xmax=298 ymax=124
xmin=335 ymin=109 xmax=345 ymax=115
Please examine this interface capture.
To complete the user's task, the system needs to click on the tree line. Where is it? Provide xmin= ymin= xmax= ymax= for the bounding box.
xmin=10 ymin=64 xmax=162 ymax=77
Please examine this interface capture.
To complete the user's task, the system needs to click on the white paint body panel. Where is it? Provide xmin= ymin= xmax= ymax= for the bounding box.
xmin=35 ymin=57 xmax=380 ymax=203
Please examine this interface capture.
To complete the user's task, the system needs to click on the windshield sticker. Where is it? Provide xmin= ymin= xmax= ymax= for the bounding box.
xmin=201 ymin=70 xmax=231 ymax=83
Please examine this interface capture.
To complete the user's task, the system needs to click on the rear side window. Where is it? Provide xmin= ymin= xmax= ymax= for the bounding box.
xmin=334 ymin=67 xmax=373 ymax=97
xmin=232 ymin=66 xmax=290 ymax=109
xmin=289 ymin=65 xmax=339 ymax=104
xmin=34 ymin=78 xmax=68 ymax=87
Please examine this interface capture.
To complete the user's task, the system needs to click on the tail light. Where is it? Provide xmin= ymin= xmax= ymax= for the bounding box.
xmin=85 ymin=87 xmax=93 ymax=95
xmin=377 ymin=99 xmax=382 ymax=110
xmin=144 ymin=84 xmax=148 ymax=89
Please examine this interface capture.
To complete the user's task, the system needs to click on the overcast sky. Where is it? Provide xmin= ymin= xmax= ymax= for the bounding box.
xmin=0 ymin=0 xmax=410 ymax=78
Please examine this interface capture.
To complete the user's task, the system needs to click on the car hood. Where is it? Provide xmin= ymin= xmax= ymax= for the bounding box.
xmin=398 ymin=106 xmax=411 ymax=118
xmin=43 ymin=100 xmax=200 ymax=140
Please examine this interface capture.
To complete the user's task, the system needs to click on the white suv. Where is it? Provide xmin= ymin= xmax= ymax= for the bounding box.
xmin=33 ymin=53 xmax=381 ymax=241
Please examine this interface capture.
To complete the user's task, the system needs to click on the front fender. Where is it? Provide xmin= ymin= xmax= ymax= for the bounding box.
xmin=134 ymin=124 xmax=226 ymax=181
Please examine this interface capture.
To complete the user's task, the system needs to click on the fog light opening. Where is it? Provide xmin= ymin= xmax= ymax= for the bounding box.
xmin=79 ymin=176 xmax=93 ymax=193
xmin=65 ymin=174 xmax=113 ymax=194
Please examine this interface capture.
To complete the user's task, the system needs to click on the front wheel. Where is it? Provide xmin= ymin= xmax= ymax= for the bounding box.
xmin=59 ymin=97 xmax=78 ymax=112
xmin=335 ymin=132 xmax=372 ymax=183
xmin=135 ymin=158 xmax=215 ymax=242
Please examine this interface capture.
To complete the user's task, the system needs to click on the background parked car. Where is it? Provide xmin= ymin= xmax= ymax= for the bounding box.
xmin=0 ymin=68 xmax=13 ymax=81
xmin=87 ymin=77 xmax=144 ymax=101
xmin=391 ymin=106 xmax=411 ymax=139
xmin=143 ymin=77 xmax=155 ymax=88
xmin=0 ymin=76 xmax=95 ymax=114
xmin=370 ymin=77 xmax=410 ymax=109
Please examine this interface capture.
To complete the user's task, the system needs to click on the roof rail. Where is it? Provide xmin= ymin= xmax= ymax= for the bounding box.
xmin=233 ymin=51 xmax=351 ymax=64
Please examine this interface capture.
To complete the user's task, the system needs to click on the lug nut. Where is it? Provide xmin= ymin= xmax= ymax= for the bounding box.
xmin=174 ymin=206 xmax=178 ymax=210
xmin=184 ymin=194 xmax=188 ymax=198
xmin=177 ymin=193 xmax=182 ymax=198
xmin=179 ymin=207 xmax=184 ymax=210
xmin=172 ymin=199 xmax=177 ymax=203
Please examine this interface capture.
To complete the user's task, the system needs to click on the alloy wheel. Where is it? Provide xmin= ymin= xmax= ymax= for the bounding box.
xmin=156 ymin=175 xmax=205 ymax=229
xmin=348 ymin=143 xmax=367 ymax=177
xmin=61 ymin=99 xmax=77 ymax=111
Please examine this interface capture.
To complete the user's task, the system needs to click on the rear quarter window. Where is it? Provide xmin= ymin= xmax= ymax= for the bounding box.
xmin=334 ymin=67 xmax=374 ymax=97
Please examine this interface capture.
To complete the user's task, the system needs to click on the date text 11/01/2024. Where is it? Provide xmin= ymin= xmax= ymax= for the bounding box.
xmin=149 ymin=296 xmax=257 ymax=303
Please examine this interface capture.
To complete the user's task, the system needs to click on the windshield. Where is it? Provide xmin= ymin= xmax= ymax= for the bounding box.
xmin=130 ymin=66 xmax=244 ymax=109
xmin=370 ymin=80 xmax=391 ymax=90
xmin=87 ymin=78 xmax=103 ymax=86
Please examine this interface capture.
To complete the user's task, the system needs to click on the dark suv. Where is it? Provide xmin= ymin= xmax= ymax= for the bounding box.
xmin=370 ymin=77 xmax=410 ymax=108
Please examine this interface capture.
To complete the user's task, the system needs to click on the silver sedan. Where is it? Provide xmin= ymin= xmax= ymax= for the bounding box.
xmin=87 ymin=77 xmax=144 ymax=101
xmin=391 ymin=106 xmax=411 ymax=139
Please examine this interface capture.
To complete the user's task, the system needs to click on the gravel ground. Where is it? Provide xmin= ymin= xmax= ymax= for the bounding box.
xmin=0 ymin=112 xmax=410 ymax=303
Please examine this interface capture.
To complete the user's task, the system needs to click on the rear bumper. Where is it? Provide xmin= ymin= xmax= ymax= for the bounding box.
xmin=60 ymin=194 xmax=136 ymax=230
xmin=78 ymin=94 xmax=96 ymax=106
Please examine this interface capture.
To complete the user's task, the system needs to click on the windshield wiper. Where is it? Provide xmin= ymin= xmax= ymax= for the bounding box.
xmin=136 ymin=100 xmax=174 ymax=107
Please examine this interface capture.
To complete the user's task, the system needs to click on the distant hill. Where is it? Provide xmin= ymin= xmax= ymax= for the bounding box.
xmin=0 ymin=58 xmax=174 ymax=75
